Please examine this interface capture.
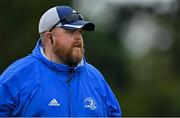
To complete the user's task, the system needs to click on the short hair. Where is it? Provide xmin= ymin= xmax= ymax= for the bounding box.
xmin=40 ymin=32 xmax=45 ymax=45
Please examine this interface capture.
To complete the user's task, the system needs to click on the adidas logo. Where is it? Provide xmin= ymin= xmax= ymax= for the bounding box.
xmin=48 ymin=99 xmax=60 ymax=106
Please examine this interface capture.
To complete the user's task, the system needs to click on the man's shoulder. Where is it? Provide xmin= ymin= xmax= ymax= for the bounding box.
xmin=1 ymin=55 xmax=39 ymax=78
xmin=85 ymin=63 xmax=98 ymax=71
xmin=6 ymin=55 xmax=37 ymax=71
xmin=84 ymin=63 xmax=110 ymax=96
xmin=0 ymin=55 xmax=43 ymax=86
xmin=85 ymin=63 xmax=102 ymax=75
xmin=0 ymin=55 xmax=42 ymax=98
xmin=84 ymin=62 xmax=106 ymax=83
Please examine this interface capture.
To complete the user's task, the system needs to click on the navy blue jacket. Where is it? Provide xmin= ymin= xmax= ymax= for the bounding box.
xmin=0 ymin=40 xmax=121 ymax=117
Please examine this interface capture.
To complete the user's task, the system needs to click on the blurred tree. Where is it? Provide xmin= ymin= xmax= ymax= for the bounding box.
xmin=113 ymin=0 xmax=180 ymax=116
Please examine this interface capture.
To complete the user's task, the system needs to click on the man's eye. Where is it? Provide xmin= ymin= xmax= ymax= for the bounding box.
xmin=79 ymin=30 xmax=83 ymax=34
xmin=67 ymin=30 xmax=76 ymax=33
xmin=66 ymin=29 xmax=83 ymax=34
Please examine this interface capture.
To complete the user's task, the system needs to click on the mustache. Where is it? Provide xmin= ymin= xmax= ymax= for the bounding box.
xmin=73 ymin=41 xmax=83 ymax=48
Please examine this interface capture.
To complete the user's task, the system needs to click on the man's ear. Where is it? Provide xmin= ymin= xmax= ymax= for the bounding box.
xmin=50 ymin=35 xmax=54 ymax=45
xmin=44 ymin=32 xmax=54 ymax=45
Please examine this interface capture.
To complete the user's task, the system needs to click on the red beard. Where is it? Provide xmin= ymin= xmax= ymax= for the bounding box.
xmin=53 ymin=41 xmax=84 ymax=66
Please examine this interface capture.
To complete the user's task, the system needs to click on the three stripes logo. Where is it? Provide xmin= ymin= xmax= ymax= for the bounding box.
xmin=48 ymin=99 xmax=60 ymax=106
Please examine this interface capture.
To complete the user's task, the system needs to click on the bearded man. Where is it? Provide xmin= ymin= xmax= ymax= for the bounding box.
xmin=0 ymin=6 xmax=121 ymax=117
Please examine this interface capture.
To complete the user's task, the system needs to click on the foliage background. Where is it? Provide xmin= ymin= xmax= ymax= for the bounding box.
xmin=0 ymin=0 xmax=180 ymax=116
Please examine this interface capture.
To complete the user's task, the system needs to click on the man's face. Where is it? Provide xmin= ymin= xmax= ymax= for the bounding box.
xmin=51 ymin=27 xmax=84 ymax=66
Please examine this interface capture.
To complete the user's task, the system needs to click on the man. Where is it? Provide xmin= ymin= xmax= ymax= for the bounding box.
xmin=0 ymin=6 xmax=121 ymax=117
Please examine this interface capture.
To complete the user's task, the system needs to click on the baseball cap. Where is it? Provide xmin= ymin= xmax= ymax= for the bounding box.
xmin=38 ymin=6 xmax=95 ymax=34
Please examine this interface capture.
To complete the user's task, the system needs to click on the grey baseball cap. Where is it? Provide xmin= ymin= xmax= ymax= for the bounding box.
xmin=38 ymin=6 xmax=95 ymax=34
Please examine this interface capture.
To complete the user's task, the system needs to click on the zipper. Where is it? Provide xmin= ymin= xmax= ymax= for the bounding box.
xmin=67 ymin=69 xmax=74 ymax=117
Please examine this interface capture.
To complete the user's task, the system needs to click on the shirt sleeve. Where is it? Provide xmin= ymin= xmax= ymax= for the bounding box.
xmin=94 ymin=69 xmax=122 ymax=117
xmin=105 ymin=84 xmax=122 ymax=117
xmin=0 ymin=72 xmax=18 ymax=116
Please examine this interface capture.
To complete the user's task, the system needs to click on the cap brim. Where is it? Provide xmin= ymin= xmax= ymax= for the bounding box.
xmin=62 ymin=20 xmax=95 ymax=31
